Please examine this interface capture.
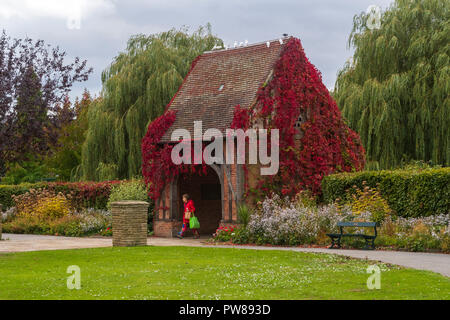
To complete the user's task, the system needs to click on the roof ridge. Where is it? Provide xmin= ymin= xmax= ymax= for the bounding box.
xmin=203 ymin=36 xmax=292 ymax=55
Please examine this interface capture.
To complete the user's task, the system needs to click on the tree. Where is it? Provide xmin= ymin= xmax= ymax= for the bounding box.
xmin=81 ymin=25 xmax=222 ymax=180
xmin=334 ymin=0 xmax=449 ymax=169
xmin=46 ymin=90 xmax=96 ymax=181
xmin=10 ymin=65 xmax=48 ymax=161
xmin=0 ymin=30 xmax=92 ymax=174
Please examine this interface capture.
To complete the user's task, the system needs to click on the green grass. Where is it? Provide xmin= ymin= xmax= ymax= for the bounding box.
xmin=0 ymin=246 xmax=448 ymax=299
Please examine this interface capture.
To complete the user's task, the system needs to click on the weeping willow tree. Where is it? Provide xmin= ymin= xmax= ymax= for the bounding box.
xmin=334 ymin=0 xmax=449 ymax=169
xmin=81 ymin=25 xmax=222 ymax=180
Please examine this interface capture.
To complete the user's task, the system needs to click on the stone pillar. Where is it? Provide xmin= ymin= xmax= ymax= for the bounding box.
xmin=111 ymin=201 xmax=149 ymax=247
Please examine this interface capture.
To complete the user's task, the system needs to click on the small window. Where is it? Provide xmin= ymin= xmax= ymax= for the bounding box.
xmin=294 ymin=115 xmax=302 ymax=128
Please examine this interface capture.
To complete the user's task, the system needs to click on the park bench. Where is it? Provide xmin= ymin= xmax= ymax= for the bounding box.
xmin=326 ymin=221 xmax=378 ymax=250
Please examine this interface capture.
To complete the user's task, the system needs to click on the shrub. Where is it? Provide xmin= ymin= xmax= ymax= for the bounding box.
xmin=376 ymin=214 xmax=450 ymax=252
xmin=75 ymin=208 xmax=111 ymax=235
xmin=12 ymin=188 xmax=72 ymax=220
xmin=322 ymin=167 xmax=450 ymax=217
xmin=337 ymin=183 xmax=392 ymax=223
xmin=106 ymin=180 xmax=153 ymax=233
xmin=1 ymin=159 xmax=52 ymax=185
xmin=294 ymin=190 xmax=318 ymax=208
xmin=33 ymin=194 xmax=72 ymax=220
xmin=1 ymin=207 xmax=17 ymax=222
xmin=0 ymin=182 xmax=46 ymax=208
xmin=107 ymin=180 xmax=149 ymax=208
xmin=0 ymin=181 xmax=121 ymax=210
xmin=48 ymin=181 xmax=121 ymax=209
xmin=237 ymin=204 xmax=250 ymax=227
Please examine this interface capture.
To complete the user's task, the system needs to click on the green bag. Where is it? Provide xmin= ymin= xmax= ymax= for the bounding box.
xmin=189 ymin=214 xmax=200 ymax=229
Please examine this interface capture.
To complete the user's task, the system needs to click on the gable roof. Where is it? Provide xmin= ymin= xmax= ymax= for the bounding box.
xmin=160 ymin=38 xmax=288 ymax=142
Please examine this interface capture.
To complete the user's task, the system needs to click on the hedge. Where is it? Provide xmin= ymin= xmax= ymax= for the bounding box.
xmin=322 ymin=167 xmax=450 ymax=218
xmin=0 ymin=181 xmax=122 ymax=210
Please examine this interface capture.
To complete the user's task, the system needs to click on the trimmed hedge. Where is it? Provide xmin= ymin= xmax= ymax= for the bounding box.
xmin=0 ymin=181 xmax=122 ymax=210
xmin=322 ymin=167 xmax=450 ymax=218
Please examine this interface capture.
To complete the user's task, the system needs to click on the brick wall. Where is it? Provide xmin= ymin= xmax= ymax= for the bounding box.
xmin=111 ymin=201 xmax=148 ymax=246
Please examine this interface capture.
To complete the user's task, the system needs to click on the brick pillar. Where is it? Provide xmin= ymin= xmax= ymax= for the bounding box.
xmin=111 ymin=201 xmax=148 ymax=247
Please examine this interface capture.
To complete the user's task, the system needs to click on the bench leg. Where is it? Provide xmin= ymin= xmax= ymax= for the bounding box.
xmin=329 ymin=237 xmax=336 ymax=249
xmin=364 ymin=238 xmax=375 ymax=250
xmin=329 ymin=236 xmax=343 ymax=249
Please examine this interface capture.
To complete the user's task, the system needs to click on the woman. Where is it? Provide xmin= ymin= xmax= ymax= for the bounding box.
xmin=177 ymin=193 xmax=200 ymax=239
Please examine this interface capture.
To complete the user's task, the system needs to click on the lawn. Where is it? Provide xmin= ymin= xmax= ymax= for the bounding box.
xmin=0 ymin=246 xmax=448 ymax=300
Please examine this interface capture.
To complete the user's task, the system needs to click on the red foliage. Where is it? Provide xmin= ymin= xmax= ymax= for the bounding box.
xmin=44 ymin=180 xmax=121 ymax=209
xmin=141 ymin=111 xmax=209 ymax=200
xmin=236 ymin=38 xmax=365 ymax=198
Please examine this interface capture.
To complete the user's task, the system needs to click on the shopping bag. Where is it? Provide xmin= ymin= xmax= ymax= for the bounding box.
xmin=189 ymin=215 xmax=200 ymax=229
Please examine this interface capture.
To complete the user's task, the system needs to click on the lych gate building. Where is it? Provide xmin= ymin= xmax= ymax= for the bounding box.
xmin=149 ymin=36 xmax=365 ymax=237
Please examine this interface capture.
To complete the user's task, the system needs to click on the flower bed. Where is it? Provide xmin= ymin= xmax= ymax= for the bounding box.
xmin=2 ymin=207 xmax=111 ymax=237
xmin=0 ymin=180 xmax=153 ymax=237
xmin=1 ymin=187 xmax=113 ymax=237
xmin=212 ymin=191 xmax=450 ymax=253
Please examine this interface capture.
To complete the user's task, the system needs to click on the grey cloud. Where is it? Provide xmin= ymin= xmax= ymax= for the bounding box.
xmin=1 ymin=0 xmax=394 ymax=99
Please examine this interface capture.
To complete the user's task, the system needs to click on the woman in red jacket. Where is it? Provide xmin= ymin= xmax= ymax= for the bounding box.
xmin=177 ymin=193 xmax=200 ymax=239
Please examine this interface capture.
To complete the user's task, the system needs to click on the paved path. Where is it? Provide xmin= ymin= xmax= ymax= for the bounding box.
xmin=1 ymin=233 xmax=449 ymax=277
xmin=0 ymin=233 xmax=112 ymax=252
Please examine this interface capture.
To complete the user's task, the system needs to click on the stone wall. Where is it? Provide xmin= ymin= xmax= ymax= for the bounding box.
xmin=111 ymin=201 xmax=148 ymax=247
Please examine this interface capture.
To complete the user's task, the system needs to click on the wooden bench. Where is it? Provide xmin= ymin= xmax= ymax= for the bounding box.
xmin=326 ymin=221 xmax=378 ymax=250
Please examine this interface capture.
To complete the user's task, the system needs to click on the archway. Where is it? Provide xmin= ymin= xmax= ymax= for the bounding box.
xmin=175 ymin=166 xmax=223 ymax=235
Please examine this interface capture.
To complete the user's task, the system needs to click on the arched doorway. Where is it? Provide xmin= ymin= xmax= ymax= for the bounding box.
xmin=175 ymin=166 xmax=223 ymax=235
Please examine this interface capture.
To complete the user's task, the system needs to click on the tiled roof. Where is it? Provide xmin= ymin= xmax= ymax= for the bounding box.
xmin=160 ymin=38 xmax=287 ymax=142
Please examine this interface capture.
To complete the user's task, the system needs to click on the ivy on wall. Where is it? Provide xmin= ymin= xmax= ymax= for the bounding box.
xmin=232 ymin=38 xmax=365 ymax=199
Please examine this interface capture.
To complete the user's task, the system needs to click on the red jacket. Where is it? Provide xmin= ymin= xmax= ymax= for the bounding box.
xmin=183 ymin=200 xmax=195 ymax=223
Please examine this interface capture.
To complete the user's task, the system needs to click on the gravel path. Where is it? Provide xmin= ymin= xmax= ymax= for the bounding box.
xmin=1 ymin=233 xmax=449 ymax=277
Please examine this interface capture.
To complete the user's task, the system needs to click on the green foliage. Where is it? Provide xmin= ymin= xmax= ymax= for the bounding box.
xmin=46 ymin=90 xmax=95 ymax=181
xmin=334 ymin=0 xmax=450 ymax=168
xmin=338 ymin=183 xmax=392 ymax=223
xmin=237 ymin=204 xmax=251 ymax=227
xmin=107 ymin=180 xmax=149 ymax=209
xmin=106 ymin=179 xmax=153 ymax=232
xmin=81 ymin=25 xmax=223 ymax=180
xmin=375 ymin=215 xmax=450 ymax=252
xmin=1 ymin=90 xmax=95 ymax=184
xmin=322 ymin=167 xmax=450 ymax=217
xmin=1 ymin=159 xmax=52 ymax=185
xmin=0 ymin=182 xmax=47 ymax=208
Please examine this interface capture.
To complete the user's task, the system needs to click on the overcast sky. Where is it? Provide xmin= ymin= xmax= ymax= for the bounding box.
xmin=1 ymin=0 xmax=394 ymax=100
